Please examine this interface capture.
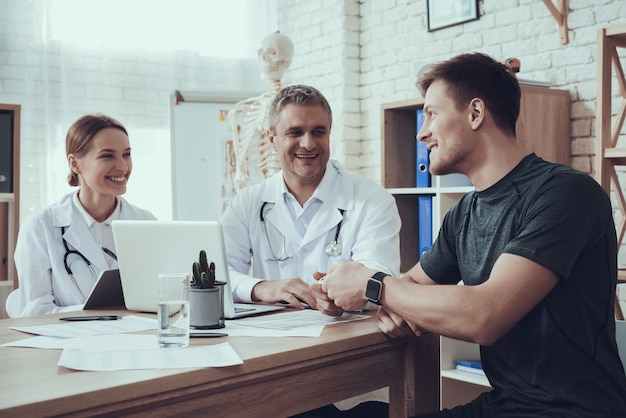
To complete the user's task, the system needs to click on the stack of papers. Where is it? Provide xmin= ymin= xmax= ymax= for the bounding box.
xmin=2 ymin=315 xmax=243 ymax=371
xmin=2 ymin=311 xmax=370 ymax=371
xmin=235 ymin=309 xmax=369 ymax=330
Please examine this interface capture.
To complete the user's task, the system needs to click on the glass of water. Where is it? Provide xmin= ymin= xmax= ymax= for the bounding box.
xmin=157 ymin=273 xmax=190 ymax=348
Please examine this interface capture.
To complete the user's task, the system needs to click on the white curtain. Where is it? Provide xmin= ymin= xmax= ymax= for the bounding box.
xmin=2 ymin=0 xmax=275 ymax=221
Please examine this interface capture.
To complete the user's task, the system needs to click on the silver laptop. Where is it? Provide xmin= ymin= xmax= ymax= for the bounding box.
xmin=83 ymin=269 xmax=125 ymax=310
xmin=111 ymin=220 xmax=284 ymax=318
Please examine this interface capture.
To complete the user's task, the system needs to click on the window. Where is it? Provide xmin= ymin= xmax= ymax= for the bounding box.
xmin=45 ymin=0 xmax=275 ymax=58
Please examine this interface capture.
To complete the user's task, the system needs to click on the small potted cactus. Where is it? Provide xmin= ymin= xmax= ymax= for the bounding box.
xmin=189 ymin=249 xmax=226 ymax=329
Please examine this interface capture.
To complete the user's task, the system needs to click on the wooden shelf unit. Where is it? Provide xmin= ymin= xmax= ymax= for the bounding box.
xmin=381 ymin=84 xmax=571 ymax=409
xmin=596 ymin=24 xmax=626 ymax=283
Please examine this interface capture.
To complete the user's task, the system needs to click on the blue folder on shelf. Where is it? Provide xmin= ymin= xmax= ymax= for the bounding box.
xmin=418 ymin=195 xmax=432 ymax=258
xmin=454 ymin=360 xmax=486 ymax=377
xmin=416 ymin=109 xmax=430 ymax=187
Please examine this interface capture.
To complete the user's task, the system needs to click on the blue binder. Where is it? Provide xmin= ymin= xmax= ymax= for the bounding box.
xmin=416 ymin=109 xmax=430 ymax=187
xmin=418 ymin=196 xmax=432 ymax=258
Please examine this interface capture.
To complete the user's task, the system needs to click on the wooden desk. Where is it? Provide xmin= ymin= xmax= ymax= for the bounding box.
xmin=0 ymin=311 xmax=439 ymax=417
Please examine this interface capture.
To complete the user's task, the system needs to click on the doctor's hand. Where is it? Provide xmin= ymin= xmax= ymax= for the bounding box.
xmin=310 ymin=272 xmax=344 ymax=317
xmin=318 ymin=260 xmax=373 ymax=312
xmin=376 ymin=307 xmax=427 ymax=339
xmin=251 ymin=278 xmax=317 ymax=310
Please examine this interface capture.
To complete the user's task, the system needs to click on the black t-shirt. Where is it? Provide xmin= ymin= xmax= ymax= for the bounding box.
xmin=421 ymin=154 xmax=626 ymax=417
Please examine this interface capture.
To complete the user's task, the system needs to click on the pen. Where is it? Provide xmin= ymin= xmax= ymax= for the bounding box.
xmin=59 ymin=315 xmax=122 ymax=321
xmin=190 ymin=332 xmax=228 ymax=338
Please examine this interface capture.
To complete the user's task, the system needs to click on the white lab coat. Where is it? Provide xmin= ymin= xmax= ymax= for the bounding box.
xmin=221 ymin=160 xmax=400 ymax=410
xmin=220 ymin=160 xmax=401 ymax=410
xmin=221 ymin=159 xmax=401 ymax=301
xmin=8 ymin=190 xmax=156 ymax=317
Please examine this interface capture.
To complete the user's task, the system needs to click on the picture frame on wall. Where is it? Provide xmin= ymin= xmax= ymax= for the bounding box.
xmin=427 ymin=0 xmax=479 ymax=32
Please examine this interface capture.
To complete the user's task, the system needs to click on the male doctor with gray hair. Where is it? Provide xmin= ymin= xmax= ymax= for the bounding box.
xmin=221 ymin=84 xmax=401 ymax=418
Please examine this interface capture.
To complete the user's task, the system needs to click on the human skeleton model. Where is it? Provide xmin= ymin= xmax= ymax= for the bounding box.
xmin=225 ymin=31 xmax=294 ymax=198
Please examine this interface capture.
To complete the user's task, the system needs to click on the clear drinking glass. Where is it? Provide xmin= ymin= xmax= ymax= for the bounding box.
xmin=157 ymin=273 xmax=190 ymax=347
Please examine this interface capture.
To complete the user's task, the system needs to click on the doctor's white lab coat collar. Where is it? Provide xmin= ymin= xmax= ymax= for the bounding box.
xmin=48 ymin=190 xmax=126 ymax=272
xmin=259 ymin=160 xmax=352 ymax=248
xmin=260 ymin=160 xmax=354 ymax=210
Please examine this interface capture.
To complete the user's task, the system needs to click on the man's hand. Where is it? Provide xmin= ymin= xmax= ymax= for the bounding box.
xmin=318 ymin=260 xmax=373 ymax=312
xmin=376 ymin=307 xmax=425 ymax=338
xmin=251 ymin=278 xmax=317 ymax=310
xmin=310 ymin=272 xmax=344 ymax=317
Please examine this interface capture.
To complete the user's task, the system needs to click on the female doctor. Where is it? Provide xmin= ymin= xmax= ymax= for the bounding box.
xmin=221 ymin=84 xmax=401 ymax=311
xmin=7 ymin=114 xmax=156 ymax=317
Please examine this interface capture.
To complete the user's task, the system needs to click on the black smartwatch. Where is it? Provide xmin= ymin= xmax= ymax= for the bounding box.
xmin=365 ymin=272 xmax=388 ymax=305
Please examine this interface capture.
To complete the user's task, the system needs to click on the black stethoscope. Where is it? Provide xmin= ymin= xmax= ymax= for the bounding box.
xmin=61 ymin=226 xmax=117 ymax=296
xmin=259 ymin=202 xmax=345 ymax=262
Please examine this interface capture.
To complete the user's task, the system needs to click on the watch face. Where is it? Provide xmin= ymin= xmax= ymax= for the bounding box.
xmin=366 ymin=278 xmax=382 ymax=304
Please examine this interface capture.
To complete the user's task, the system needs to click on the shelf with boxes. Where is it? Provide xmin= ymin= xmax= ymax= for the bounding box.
xmin=381 ymin=84 xmax=571 ymax=409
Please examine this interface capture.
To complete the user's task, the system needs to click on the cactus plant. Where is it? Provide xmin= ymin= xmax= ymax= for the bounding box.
xmin=191 ymin=250 xmax=216 ymax=288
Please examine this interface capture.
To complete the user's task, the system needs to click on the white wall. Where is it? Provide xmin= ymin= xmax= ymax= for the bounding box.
xmin=276 ymin=0 xmax=626 ymax=182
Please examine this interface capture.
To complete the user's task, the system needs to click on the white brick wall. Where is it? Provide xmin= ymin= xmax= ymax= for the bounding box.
xmin=278 ymin=0 xmax=626 ymax=182
xmin=2 ymin=0 xmax=626 ymax=220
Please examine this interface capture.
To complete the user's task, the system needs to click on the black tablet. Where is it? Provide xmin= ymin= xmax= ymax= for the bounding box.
xmin=83 ymin=269 xmax=125 ymax=310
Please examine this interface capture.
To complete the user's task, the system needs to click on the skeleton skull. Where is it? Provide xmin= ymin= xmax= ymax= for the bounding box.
xmin=257 ymin=31 xmax=294 ymax=81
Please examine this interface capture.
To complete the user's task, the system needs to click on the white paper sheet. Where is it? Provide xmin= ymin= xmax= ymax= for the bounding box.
xmin=213 ymin=322 xmax=324 ymax=337
xmin=4 ymin=311 xmax=367 ymax=350
xmin=4 ymin=333 xmax=161 ymax=350
xmin=57 ymin=340 xmax=243 ymax=371
xmin=3 ymin=335 xmax=74 ymax=349
xmin=2 ymin=323 xmax=324 ymax=349
xmin=234 ymin=310 xmax=369 ymax=330
xmin=10 ymin=315 xmax=156 ymax=338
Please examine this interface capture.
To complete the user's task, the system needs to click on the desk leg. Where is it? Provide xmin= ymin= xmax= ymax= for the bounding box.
xmin=389 ymin=378 xmax=406 ymax=418
xmin=399 ymin=334 xmax=440 ymax=417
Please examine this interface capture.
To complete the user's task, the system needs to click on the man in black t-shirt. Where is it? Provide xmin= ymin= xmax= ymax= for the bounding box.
xmin=310 ymin=52 xmax=626 ymax=417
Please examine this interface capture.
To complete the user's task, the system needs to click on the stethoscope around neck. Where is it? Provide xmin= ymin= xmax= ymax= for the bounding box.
xmin=61 ymin=226 xmax=117 ymax=297
xmin=259 ymin=202 xmax=345 ymax=262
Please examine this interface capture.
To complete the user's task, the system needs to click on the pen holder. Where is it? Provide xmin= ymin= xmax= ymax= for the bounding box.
xmin=188 ymin=281 xmax=226 ymax=329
